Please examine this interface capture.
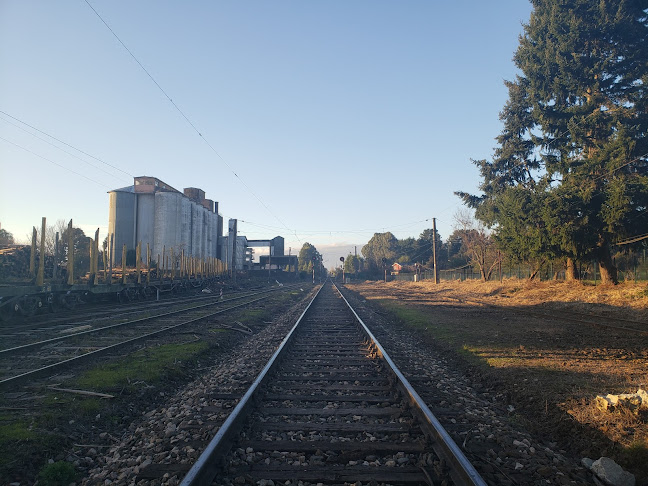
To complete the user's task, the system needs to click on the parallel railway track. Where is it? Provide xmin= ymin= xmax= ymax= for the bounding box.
xmin=0 ymin=285 xmax=300 ymax=388
xmin=1 ymin=285 xmax=295 ymax=351
xmin=1 ymin=284 xmax=274 ymax=341
xmin=180 ymin=282 xmax=485 ymax=486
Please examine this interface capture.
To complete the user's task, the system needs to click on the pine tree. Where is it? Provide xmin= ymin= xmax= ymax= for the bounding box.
xmin=458 ymin=0 xmax=648 ymax=284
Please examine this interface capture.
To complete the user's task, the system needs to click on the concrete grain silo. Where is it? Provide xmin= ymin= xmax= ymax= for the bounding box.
xmin=108 ymin=188 xmax=136 ymax=264
xmin=108 ymin=177 xmax=225 ymax=271
xmin=154 ymin=191 xmax=183 ymax=265
xmin=209 ymin=210 xmax=219 ymax=258
xmin=135 ymin=192 xmax=155 ymax=257
xmin=180 ymin=196 xmax=192 ymax=259
xmin=191 ymin=203 xmax=204 ymax=258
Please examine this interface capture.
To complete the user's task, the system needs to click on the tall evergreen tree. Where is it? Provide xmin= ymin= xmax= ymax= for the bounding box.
xmin=458 ymin=0 xmax=648 ymax=284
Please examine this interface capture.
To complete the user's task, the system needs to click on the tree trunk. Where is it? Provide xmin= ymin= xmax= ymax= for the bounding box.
xmin=565 ymin=258 xmax=579 ymax=281
xmin=596 ymin=239 xmax=618 ymax=285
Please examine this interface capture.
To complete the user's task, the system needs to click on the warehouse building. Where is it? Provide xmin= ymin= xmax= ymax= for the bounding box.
xmin=107 ymin=176 xmax=223 ymax=265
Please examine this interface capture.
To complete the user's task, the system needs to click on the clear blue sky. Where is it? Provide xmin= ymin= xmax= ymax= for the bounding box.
xmin=0 ymin=1 xmax=532 ymax=268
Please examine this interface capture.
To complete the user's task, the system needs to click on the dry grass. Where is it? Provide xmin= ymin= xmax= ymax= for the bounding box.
xmin=377 ymin=278 xmax=648 ymax=308
xmin=349 ymin=278 xmax=648 ymax=478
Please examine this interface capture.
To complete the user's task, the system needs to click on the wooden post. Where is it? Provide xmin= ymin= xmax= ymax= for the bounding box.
xmin=181 ymin=249 xmax=185 ymax=278
xmin=67 ymin=219 xmax=74 ymax=285
xmin=53 ymin=231 xmax=59 ymax=281
xmin=121 ymin=244 xmax=127 ymax=285
xmin=146 ymin=243 xmax=151 ymax=285
xmin=162 ymin=246 xmax=166 ymax=280
xmin=29 ymin=226 xmax=37 ymax=277
xmin=102 ymin=238 xmax=107 ymax=284
xmin=432 ymin=217 xmax=439 ymax=284
xmin=89 ymin=238 xmax=95 ymax=285
xmin=94 ymin=228 xmax=100 ymax=284
xmin=108 ymin=233 xmax=114 ymax=284
xmin=136 ymin=241 xmax=141 ymax=284
xmin=171 ymin=247 xmax=175 ymax=280
xmin=36 ymin=217 xmax=46 ymax=286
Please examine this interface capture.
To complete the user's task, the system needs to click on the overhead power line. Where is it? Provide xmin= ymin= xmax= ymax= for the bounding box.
xmin=0 ymin=109 xmax=133 ymax=179
xmin=615 ymin=232 xmax=648 ymax=246
xmin=84 ymin=0 xmax=299 ymax=243
xmin=0 ymin=113 xmax=130 ymax=184
xmin=0 ymin=136 xmax=112 ymax=189
xmin=239 ymin=217 xmax=439 ymax=237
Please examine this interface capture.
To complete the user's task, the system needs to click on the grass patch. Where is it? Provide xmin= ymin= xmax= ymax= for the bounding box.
xmin=75 ymin=341 xmax=209 ymax=392
xmin=0 ymin=419 xmax=59 ymax=482
xmin=375 ymin=298 xmax=466 ymax=342
xmin=375 ymin=299 xmax=429 ymax=329
xmin=239 ymin=308 xmax=270 ymax=324
xmin=619 ymin=441 xmax=648 ymax=479
xmin=374 ymin=299 xmax=487 ymax=368
xmin=37 ymin=461 xmax=76 ymax=486
xmin=0 ymin=420 xmax=36 ymax=442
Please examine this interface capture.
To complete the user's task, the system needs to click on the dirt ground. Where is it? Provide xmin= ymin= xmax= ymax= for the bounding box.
xmin=346 ymin=278 xmax=648 ymax=481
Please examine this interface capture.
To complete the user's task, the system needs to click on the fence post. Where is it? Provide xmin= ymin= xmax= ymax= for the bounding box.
xmin=136 ymin=241 xmax=142 ymax=284
xmin=121 ymin=244 xmax=127 ymax=285
xmin=30 ymin=227 xmax=37 ymax=278
xmin=67 ymin=220 xmax=74 ymax=285
xmin=36 ymin=217 xmax=46 ymax=286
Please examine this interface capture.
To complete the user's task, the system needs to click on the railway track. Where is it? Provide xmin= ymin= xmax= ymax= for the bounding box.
xmin=0 ymin=285 xmax=293 ymax=351
xmin=180 ymin=282 xmax=485 ymax=486
xmin=0 ymin=285 xmax=300 ymax=388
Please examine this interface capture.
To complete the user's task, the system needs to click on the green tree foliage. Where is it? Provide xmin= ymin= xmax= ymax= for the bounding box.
xmin=444 ymin=230 xmax=470 ymax=269
xmin=60 ymin=225 xmax=91 ymax=278
xmin=0 ymin=228 xmax=15 ymax=246
xmin=361 ymin=232 xmax=398 ymax=273
xmin=343 ymin=253 xmax=362 ymax=274
xmin=396 ymin=238 xmax=416 ymax=264
xmin=297 ymin=242 xmax=323 ymax=275
xmin=457 ymin=0 xmax=648 ymax=284
xmin=413 ymin=228 xmax=444 ymax=268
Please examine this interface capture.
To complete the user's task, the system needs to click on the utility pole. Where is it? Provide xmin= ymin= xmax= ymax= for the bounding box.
xmin=432 ymin=218 xmax=439 ymax=284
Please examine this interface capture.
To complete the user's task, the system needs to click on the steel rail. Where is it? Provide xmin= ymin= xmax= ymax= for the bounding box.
xmin=0 ymin=286 xmax=294 ymax=355
xmin=179 ymin=284 xmax=324 ymax=486
xmin=0 ymin=290 xmax=284 ymax=388
xmin=334 ymin=283 xmax=487 ymax=486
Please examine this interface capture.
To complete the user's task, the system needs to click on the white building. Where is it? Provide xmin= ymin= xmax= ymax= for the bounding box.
xmin=107 ymin=176 xmax=223 ymax=265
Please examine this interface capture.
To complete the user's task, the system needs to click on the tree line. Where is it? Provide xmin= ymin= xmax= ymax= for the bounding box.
xmin=0 ymin=220 xmax=95 ymax=282
xmin=455 ymin=0 xmax=648 ymax=285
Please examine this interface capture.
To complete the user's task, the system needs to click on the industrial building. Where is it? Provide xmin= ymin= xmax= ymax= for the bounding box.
xmin=108 ymin=176 xmax=289 ymax=273
xmin=108 ymin=176 xmax=223 ymax=266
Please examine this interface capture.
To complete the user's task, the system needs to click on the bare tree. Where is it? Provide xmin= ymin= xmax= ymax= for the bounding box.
xmin=453 ymin=209 xmax=500 ymax=282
